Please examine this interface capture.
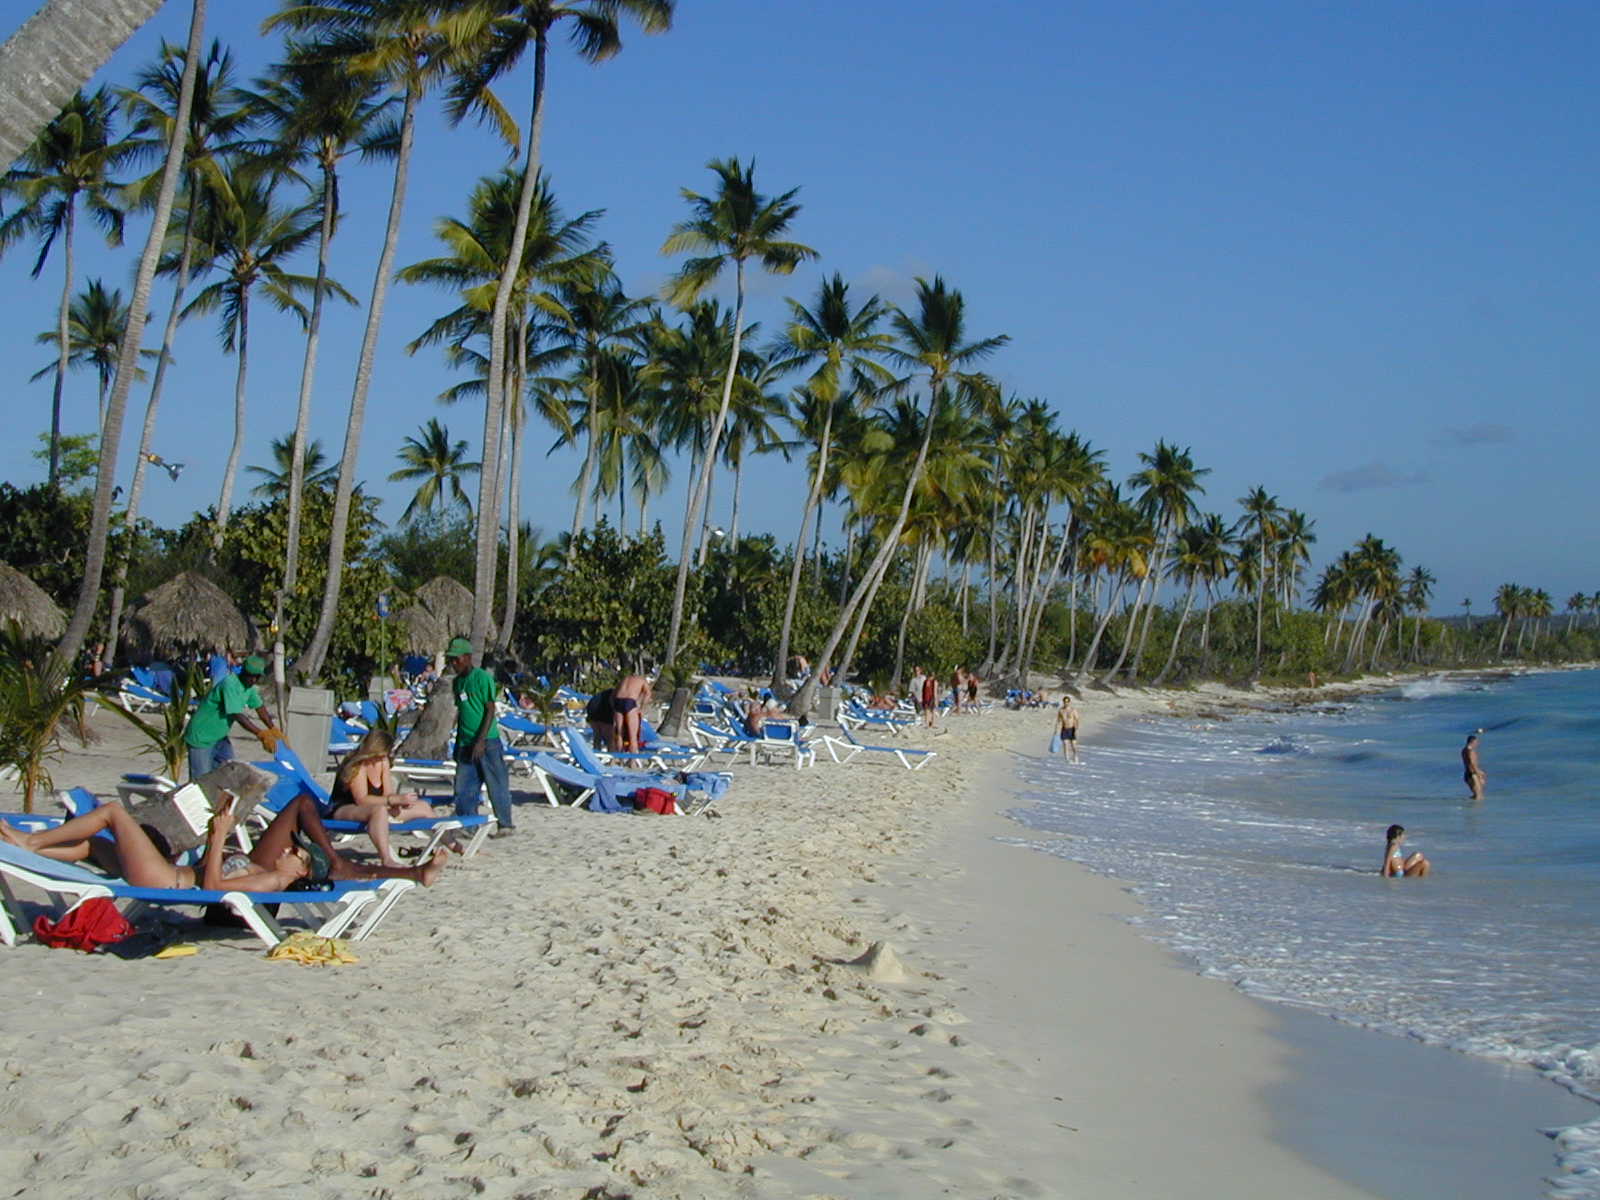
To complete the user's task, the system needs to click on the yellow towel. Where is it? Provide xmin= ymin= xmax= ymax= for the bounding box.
xmin=265 ymin=931 xmax=359 ymax=966
xmin=154 ymin=943 xmax=198 ymax=959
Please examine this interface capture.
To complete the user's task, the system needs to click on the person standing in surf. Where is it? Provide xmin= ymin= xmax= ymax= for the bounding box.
xmin=1462 ymin=732 xmax=1486 ymax=801
xmin=1057 ymin=695 xmax=1081 ymax=763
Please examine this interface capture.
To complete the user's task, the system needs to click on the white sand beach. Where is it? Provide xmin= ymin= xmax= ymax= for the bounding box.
xmin=0 ymin=680 xmax=1575 ymax=1197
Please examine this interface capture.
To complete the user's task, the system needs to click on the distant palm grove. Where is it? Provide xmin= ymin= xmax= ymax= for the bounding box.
xmin=2 ymin=2 xmax=1595 ymax=699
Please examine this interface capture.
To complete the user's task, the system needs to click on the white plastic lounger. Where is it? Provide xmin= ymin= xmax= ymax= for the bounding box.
xmin=0 ymin=841 xmax=411 ymax=949
xmin=822 ymin=726 xmax=936 ymax=771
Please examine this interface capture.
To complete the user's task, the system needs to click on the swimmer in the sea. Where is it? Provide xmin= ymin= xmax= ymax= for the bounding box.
xmin=1461 ymin=732 xmax=1485 ymax=801
xmin=1382 ymin=823 xmax=1431 ymax=878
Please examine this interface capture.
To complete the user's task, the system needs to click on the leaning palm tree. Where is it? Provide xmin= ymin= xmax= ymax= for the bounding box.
xmin=790 ymin=275 xmax=1007 ymax=715
xmin=51 ymin=0 xmax=207 ymax=679
xmin=107 ymin=36 xmax=255 ymax=664
xmin=0 ymin=87 xmax=134 ymax=482
xmin=1237 ymin=485 xmax=1282 ymax=677
xmin=390 ymin=417 xmax=479 ymax=519
xmin=447 ymin=0 xmax=674 ymax=648
xmin=269 ymin=0 xmax=482 ymax=683
xmin=1122 ymin=441 xmax=1209 ymax=679
xmin=766 ymin=273 xmax=893 ymax=690
xmin=1404 ymin=565 xmax=1435 ymax=661
xmin=659 ymin=156 xmax=817 ymax=665
xmin=180 ymin=165 xmax=341 ymax=544
xmin=1152 ymin=513 xmax=1235 ymax=685
xmin=247 ymin=434 xmax=339 ymax=498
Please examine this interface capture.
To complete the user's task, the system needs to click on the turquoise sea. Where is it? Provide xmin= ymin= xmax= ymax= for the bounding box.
xmin=1007 ymin=668 xmax=1600 ymax=1194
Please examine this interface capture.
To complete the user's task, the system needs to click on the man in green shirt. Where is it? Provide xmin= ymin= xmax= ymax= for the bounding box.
xmin=446 ymin=637 xmax=514 ymax=836
xmin=184 ymin=654 xmax=279 ymax=779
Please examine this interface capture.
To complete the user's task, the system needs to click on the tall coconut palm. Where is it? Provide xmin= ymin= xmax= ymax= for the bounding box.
xmin=1121 ymin=440 xmax=1209 ymax=679
xmin=390 ymin=417 xmax=479 ymax=519
xmin=718 ymin=346 xmax=788 ymax=552
xmin=1074 ymin=484 xmax=1156 ymax=682
xmin=659 ymin=156 xmax=817 ymax=665
xmin=1404 ymin=565 xmax=1435 ymax=661
xmin=269 ymin=0 xmax=481 ymax=683
xmin=1566 ymin=592 xmax=1586 ymax=637
xmin=446 ymin=0 xmax=673 ymax=649
xmin=248 ymin=39 xmax=396 ymax=656
xmin=1236 ymin=485 xmax=1282 ymax=676
xmin=0 ymin=1 xmax=168 ymax=172
xmin=790 ymin=275 xmax=1007 ymax=714
xmin=549 ymin=257 xmax=652 ymax=550
xmin=0 ymin=87 xmax=134 ymax=482
xmin=1152 ymin=512 xmax=1235 ymax=685
xmin=106 ymin=36 xmax=255 ymax=663
xmin=30 ymin=278 xmax=144 ymax=430
xmin=180 ymin=166 xmax=342 ymax=544
xmin=766 ymin=273 xmax=893 ymax=690
xmin=247 ymin=433 xmax=339 ymax=498
xmin=51 ymin=0 xmax=207 ymax=679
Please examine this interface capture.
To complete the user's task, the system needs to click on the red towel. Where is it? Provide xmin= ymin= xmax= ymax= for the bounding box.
xmin=633 ymin=787 xmax=679 ymax=816
xmin=34 ymin=898 xmax=134 ymax=951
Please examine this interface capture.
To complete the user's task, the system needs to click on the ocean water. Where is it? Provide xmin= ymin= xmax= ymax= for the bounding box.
xmin=1006 ymin=668 xmax=1600 ymax=1193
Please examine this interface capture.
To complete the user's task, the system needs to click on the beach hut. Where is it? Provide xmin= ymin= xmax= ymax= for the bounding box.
xmin=126 ymin=571 xmax=253 ymax=657
xmin=413 ymin=575 xmax=488 ymax=646
xmin=393 ymin=603 xmax=447 ymax=655
xmin=0 ymin=563 xmax=67 ymax=640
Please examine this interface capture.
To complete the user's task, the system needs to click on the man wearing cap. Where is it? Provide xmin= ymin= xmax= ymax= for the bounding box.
xmin=446 ymin=637 xmax=514 ymax=837
xmin=183 ymin=655 xmax=282 ymax=779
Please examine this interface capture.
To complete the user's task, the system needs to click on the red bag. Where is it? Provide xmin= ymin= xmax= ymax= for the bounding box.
xmin=34 ymin=898 xmax=134 ymax=951
xmin=632 ymin=787 xmax=679 ymax=816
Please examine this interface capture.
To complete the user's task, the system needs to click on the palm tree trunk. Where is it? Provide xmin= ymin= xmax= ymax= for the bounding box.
xmin=789 ymin=379 xmax=945 ymax=716
xmin=837 ymin=538 xmax=897 ymax=685
xmin=499 ymin=330 xmax=526 ymax=653
xmin=960 ymin=560 xmax=971 ymax=634
xmin=983 ymin=450 xmax=1001 ymax=668
xmin=772 ymin=408 xmax=832 ymax=689
xmin=297 ymin=82 xmax=416 ymax=682
xmin=1021 ymin=519 xmax=1071 ymax=686
xmin=666 ymin=260 xmax=746 ymax=663
xmin=1130 ymin=526 xmax=1170 ymax=677
xmin=0 ymin=0 xmax=166 ymax=171
xmin=1101 ymin=568 xmax=1150 ymax=684
xmin=473 ymin=31 xmax=548 ymax=647
xmin=105 ymin=187 xmax=198 ymax=664
xmin=211 ymin=286 xmax=249 ymax=547
xmin=569 ymin=348 xmax=599 ymax=554
xmin=52 ymin=0 xmax=203 ymax=678
xmin=1152 ymin=574 xmax=1200 ymax=686
xmin=891 ymin=539 xmax=932 ymax=688
xmin=1075 ymin=573 xmax=1125 ymax=683
xmin=48 ymin=198 xmax=76 ymax=486
xmin=728 ymin=454 xmax=744 ymax=547
xmin=696 ymin=464 xmax=717 ymax=566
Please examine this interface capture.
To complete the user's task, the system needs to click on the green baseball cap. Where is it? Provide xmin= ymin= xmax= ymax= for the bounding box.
xmin=446 ymin=636 xmax=473 ymax=658
xmin=242 ymin=655 xmax=267 ymax=675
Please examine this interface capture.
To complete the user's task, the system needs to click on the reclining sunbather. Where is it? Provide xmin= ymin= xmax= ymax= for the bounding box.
xmin=332 ymin=728 xmax=446 ymax=867
xmin=0 ymin=793 xmax=449 ymax=891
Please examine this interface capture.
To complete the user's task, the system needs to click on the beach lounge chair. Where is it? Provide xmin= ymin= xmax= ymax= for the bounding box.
xmin=0 ymin=840 xmax=411 ymax=949
xmin=821 ymin=725 xmax=937 ymax=771
xmin=838 ymin=700 xmax=915 ymax=737
xmin=750 ymin=719 xmax=817 ymax=769
xmin=253 ymin=744 xmax=494 ymax=859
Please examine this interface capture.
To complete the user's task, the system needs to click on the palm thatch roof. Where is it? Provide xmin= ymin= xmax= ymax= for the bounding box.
xmin=413 ymin=575 xmax=489 ymax=647
xmin=393 ymin=603 xmax=446 ymax=655
xmin=127 ymin=571 xmax=253 ymax=657
xmin=0 ymin=562 xmax=66 ymax=639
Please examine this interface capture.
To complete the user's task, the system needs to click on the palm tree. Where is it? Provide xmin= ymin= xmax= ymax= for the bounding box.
xmin=30 ymin=278 xmax=142 ymax=431
xmin=269 ymin=0 xmax=481 ymax=683
xmin=390 ymin=417 xmax=479 ymax=519
xmin=0 ymin=1 xmax=167 ymax=172
xmin=1404 ymin=565 xmax=1435 ymax=661
xmin=659 ymin=156 xmax=817 ymax=665
xmin=1493 ymin=581 xmax=1520 ymax=657
xmin=0 ymin=87 xmax=134 ymax=483
xmin=1565 ymin=592 xmax=1585 ymax=637
xmin=1236 ymin=485 xmax=1282 ymax=676
xmin=247 ymin=434 xmax=339 ymax=498
xmin=1073 ymin=484 xmax=1156 ymax=682
xmin=766 ymin=274 xmax=892 ymax=690
xmin=107 ymin=36 xmax=255 ymax=663
xmin=1112 ymin=441 xmax=1209 ymax=681
xmin=1152 ymin=512 xmax=1235 ymax=685
xmin=446 ymin=0 xmax=674 ymax=648
xmin=51 ymin=0 xmax=206 ymax=679
xmin=180 ymin=166 xmax=341 ymax=544
xmin=249 ymin=38 xmax=396 ymax=654
xmin=790 ymin=275 xmax=1007 ymax=714
xmin=719 ymin=347 xmax=788 ymax=551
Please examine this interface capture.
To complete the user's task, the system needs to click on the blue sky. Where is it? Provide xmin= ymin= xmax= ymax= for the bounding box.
xmin=2 ymin=0 xmax=1595 ymax=615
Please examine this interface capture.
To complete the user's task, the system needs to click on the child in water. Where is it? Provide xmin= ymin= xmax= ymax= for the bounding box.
xmin=1382 ymin=824 xmax=1431 ymax=878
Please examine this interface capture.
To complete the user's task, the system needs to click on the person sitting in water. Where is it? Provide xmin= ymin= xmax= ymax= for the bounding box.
xmin=1382 ymin=824 xmax=1431 ymax=878
xmin=330 ymin=728 xmax=447 ymax=867
xmin=0 ymin=791 xmax=449 ymax=891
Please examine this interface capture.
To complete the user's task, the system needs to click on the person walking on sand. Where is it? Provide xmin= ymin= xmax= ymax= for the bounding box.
xmin=446 ymin=637 xmax=515 ymax=839
xmin=183 ymin=654 xmax=282 ymax=780
xmin=1057 ymin=695 xmax=1081 ymax=763
xmin=1462 ymin=732 xmax=1486 ymax=801
xmin=1382 ymin=824 xmax=1431 ymax=877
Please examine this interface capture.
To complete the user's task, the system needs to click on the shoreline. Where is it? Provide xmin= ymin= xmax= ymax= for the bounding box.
xmin=0 ymin=675 xmax=1591 ymax=1196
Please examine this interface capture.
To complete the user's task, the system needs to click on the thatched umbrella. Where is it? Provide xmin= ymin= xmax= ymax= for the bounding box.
xmin=393 ymin=603 xmax=446 ymax=655
xmin=127 ymin=571 xmax=253 ymax=657
xmin=0 ymin=563 xmax=66 ymax=639
xmin=414 ymin=575 xmax=489 ymax=647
